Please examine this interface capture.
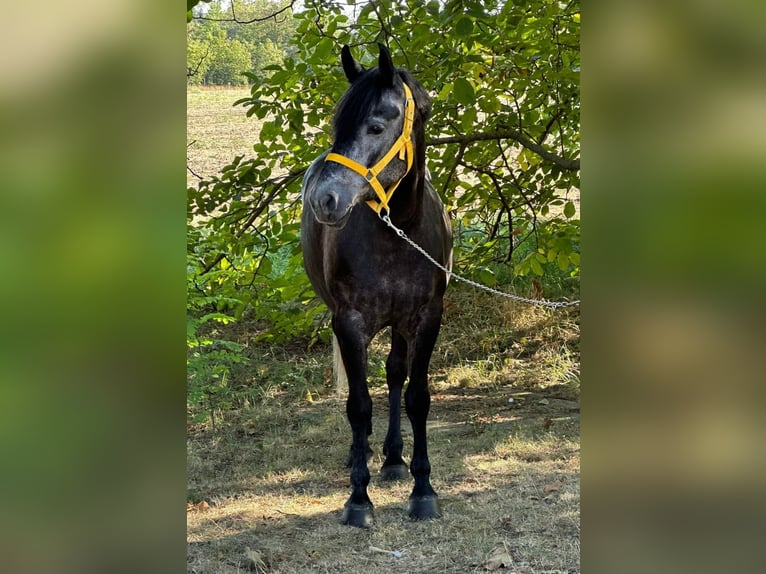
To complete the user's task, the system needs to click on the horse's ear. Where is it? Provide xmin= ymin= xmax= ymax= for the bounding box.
xmin=377 ymin=43 xmax=395 ymax=87
xmin=341 ymin=45 xmax=364 ymax=83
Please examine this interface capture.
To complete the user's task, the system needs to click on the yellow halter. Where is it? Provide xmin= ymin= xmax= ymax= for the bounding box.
xmin=324 ymin=83 xmax=415 ymax=215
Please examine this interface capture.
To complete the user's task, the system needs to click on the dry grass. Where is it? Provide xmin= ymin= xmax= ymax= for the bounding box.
xmin=187 ymin=288 xmax=579 ymax=574
xmin=187 ymin=86 xmax=258 ymax=187
xmin=187 ymin=390 xmax=579 ymax=573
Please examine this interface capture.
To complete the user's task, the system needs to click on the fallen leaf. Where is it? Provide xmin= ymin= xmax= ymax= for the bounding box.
xmin=187 ymin=500 xmax=210 ymax=512
xmin=543 ymin=482 xmax=562 ymax=493
xmin=485 ymin=548 xmax=513 ymax=570
xmin=369 ymin=546 xmax=403 ymax=558
xmin=243 ymin=547 xmax=267 ymax=572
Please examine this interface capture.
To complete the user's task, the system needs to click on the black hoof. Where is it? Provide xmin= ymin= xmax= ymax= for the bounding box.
xmin=407 ymin=495 xmax=442 ymax=520
xmin=341 ymin=501 xmax=374 ymax=528
xmin=380 ymin=463 xmax=409 ymax=481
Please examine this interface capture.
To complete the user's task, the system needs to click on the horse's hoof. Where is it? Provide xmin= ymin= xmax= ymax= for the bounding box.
xmin=380 ymin=463 xmax=409 ymax=481
xmin=407 ymin=494 xmax=442 ymax=520
xmin=341 ymin=501 xmax=374 ymax=528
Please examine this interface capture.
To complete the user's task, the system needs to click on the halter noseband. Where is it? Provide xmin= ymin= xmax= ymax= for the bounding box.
xmin=324 ymin=83 xmax=415 ymax=215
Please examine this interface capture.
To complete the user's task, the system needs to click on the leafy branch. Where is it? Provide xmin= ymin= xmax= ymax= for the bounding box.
xmin=427 ymin=130 xmax=579 ymax=172
xmin=187 ymin=45 xmax=210 ymax=77
xmin=197 ymin=168 xmax=306 ymax=276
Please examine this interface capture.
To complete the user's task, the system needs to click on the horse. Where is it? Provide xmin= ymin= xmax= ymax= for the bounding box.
xmin=300 ymin=43 xmax=453 ymax=528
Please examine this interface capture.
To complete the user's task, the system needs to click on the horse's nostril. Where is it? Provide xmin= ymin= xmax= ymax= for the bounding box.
xmin=321 ymin=190 xmax=338 ymax=214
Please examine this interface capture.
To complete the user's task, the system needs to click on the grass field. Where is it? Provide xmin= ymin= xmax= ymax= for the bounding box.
xmin=187 ymin=86 xmax=580 ymax=574
xmin=187 ymin=86 xmax=256 ymax=188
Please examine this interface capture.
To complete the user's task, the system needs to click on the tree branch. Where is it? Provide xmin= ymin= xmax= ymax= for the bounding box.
xmin=538 ymin=104 xmax=567 ymax=146
xmin=427 ymin=129 xmax=579 ymax=171
xmin=187 ymin=164 xmax=203 ymax=181
xmin=198 ymin=168 xmax=305 ymax=276
xmin=194 ymin=0 xmax=296 ymax=24
xmin=187 ymin=45 xmax=209 ymax=77
xmin=439 ymin=142 xmax=466 ymax=200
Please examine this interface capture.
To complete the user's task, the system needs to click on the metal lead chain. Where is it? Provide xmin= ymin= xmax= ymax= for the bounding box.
xmin=379 ymin=213 xmax=580 ymax=309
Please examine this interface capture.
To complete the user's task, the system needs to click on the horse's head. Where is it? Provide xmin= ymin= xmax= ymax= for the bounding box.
xmin=308 ymin=44 xmax=431 ymax=227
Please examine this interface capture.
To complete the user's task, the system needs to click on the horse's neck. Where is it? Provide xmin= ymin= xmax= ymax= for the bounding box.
xmin=390 ymin=133 xmax=428 ymax=226
xmin=389 ymin=166 xmax=426 ymax=227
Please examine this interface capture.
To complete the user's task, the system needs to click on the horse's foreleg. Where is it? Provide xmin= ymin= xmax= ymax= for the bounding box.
xmin=333 ymin=312 xmax=375 ymax=528
xmin=381 ymin=329 xmax=409 ymax=480
xmin=404 ymin=307 xmax=443 ymax=520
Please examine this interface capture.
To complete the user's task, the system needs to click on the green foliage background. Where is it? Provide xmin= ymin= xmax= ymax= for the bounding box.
xmin=187 ymin=0 xmax=296 ymax=85
xmin=187 ymin=0 xmax=580 ymax=411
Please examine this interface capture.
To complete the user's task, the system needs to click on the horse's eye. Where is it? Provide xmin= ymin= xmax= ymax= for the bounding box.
xmin=367 ymin=124 xmax=385 ymax=135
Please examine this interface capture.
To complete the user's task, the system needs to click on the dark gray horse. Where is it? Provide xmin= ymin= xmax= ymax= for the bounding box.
xmin=301 ymin=44 xmax=452 ymax=527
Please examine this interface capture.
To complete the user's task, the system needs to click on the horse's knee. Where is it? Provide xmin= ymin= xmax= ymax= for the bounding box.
xmin=386 ymin=356 xmax=407 ymax=384
xmin=346 ymin=393 xmax=372 ymax=424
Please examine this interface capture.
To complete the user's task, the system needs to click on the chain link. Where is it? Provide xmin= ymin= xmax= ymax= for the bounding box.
xmin=379 ymin=213 xmax=580 ymax=309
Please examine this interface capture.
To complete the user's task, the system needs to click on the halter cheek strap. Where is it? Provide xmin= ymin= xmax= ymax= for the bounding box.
xmin=324 ymin=83 xmax=416 ymax=215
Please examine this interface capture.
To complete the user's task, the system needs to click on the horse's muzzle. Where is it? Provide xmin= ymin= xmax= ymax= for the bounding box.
xmin=311 ymin=188 xmax=353 ymax=228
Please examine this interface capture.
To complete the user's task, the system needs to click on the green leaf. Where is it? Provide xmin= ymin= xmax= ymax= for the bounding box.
xmin=478 ymin=93 xmax=501 ymax=114
xmin=564 ymin=201 xmax=576 ymax=218
xmin=476 ymin=267 xmax=497 ymax=286
xmin=259 ymin=256 xmax=272 ymax=276
xmin=530 ymin=257 xmax=544 ymax=276
xmin=460 ymin=107 xmax=478 ymax=132
xmin=452 ymin=78 xmax=475 ymax=105
xmin=426 ymin=1 xmax=441 ymax=16
xmin=456 ymin=16 xmax=473 ymax=36
xmin=557 ymin=252 xmax=570 ymax=271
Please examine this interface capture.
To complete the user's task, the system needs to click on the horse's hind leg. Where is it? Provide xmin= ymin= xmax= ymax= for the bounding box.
xmin=405 ymin=306 xmax=443 ymax=520
xmin=381 ymin=329 xmax=409 ymax=481
xmin=333 ymin=312 xmax=375 ymax=528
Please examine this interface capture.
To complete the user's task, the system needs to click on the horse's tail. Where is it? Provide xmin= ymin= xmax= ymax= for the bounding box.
xmin=332 ymin=333 xmax=348 ymax=398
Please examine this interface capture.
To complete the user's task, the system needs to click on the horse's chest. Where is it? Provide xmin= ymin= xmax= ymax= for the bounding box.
xmin=333 ymin=249 xmax=437 ymax=315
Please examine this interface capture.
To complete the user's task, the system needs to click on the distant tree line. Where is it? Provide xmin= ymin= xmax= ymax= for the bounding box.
xmin=187 ymin=0 xmax=296 ymax=86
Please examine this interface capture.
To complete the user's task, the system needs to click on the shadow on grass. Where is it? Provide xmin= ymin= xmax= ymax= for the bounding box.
xmin=188 ymin=322 xmax=579 ymax=572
